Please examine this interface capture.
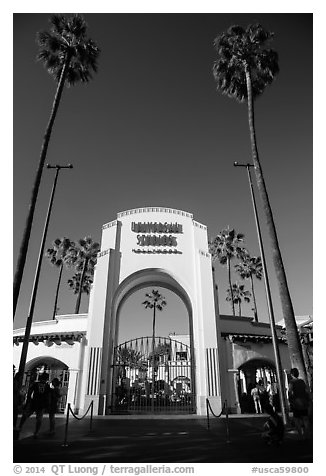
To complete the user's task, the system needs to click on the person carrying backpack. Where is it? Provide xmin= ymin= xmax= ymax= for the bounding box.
xmin=19 ymin=372 xmax=50 ymax=439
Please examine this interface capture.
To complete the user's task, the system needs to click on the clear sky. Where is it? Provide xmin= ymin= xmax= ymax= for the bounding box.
xmin=13 ymin=12 xmax=312 ymax=335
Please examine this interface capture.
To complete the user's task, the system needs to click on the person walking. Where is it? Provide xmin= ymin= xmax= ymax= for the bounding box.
xmin=48 ymin=378 xmax=61 ymax=435
xmin=251 ymin=383 xmax=262 ymax=413
xmin=288 ymin=367 xmax=310 ymax=439
xmin=267 ymin=380 xmax=277 ymax=411
xmin=19 ymin=372 xmax=50 ymax=438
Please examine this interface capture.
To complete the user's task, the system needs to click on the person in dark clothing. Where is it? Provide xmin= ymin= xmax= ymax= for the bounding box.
xmin=13 ymin=372 xmax=22 ymax=427
xmin=48 ymin=378 xmax=61 ymax=435
xmin=288 ymin=367 xmax=310 ymax=439
xmin=262 ymin=403 xmax=284 ymax=445
xmin=19 ymin=372 xmax=50 ymax=438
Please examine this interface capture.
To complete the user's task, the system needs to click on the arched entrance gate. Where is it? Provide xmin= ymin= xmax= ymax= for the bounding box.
xmin=80 ymin=207 xmax=222 ymax=415
xmin=112 ymin=336 xmax=195 ymax=413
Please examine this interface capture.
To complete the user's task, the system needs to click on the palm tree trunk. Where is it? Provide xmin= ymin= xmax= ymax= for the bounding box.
xmin=238 ymin=301 xmax=242 ymax=317
xmin=52 ymin=263 xmax=63 ymax=320
xmin=75 ymin=257 xmax=88 ymax=314
xmin=250 ymin=274 xmax=258 ymax=323
xmin=227 ymin=257 xmax=235 ymax=316
xmin=13 ymin=56 xmax=71 ymax=320
xmin=244 ymin=63 xmax=307 ymax=382
xmin=151 ymin=304 xmax=156 ymax=412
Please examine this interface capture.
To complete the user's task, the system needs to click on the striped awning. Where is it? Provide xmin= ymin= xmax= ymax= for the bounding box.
xmin=222 ymin=333 xmax=287 ymax=344
xmin=13 ymin=332 xmax=85 ymax=346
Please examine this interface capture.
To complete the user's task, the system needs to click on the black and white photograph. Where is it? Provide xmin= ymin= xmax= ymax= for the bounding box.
xmin=10 ymin=3 xmax=317 ymax=472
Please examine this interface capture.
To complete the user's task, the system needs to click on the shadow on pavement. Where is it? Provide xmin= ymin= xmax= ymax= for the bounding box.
xmin=13 ymin=416 xmax=313 ymax=463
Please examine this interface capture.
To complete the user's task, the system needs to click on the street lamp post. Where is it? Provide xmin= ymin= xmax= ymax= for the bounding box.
xmin=16 ymin=164 xmax=73 ymax=391
xmin=234 ymin=162 xmax=288 ymax=425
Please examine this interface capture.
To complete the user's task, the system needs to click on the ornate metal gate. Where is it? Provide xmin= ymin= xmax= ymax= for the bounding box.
xmin=111 ymin=336 xmax=195 ymax=413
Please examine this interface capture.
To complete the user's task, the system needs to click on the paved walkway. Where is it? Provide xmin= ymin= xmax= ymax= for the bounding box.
xmin=14 ymin=414 xmax=313 ymax=463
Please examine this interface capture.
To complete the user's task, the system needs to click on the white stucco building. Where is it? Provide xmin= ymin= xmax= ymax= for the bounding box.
xmin=13 ymin=207 xmax=298 ymax=416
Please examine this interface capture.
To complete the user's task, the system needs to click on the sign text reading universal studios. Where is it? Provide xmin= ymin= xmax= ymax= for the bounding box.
xmin=131 ymin=222 xmax=183 ymax=254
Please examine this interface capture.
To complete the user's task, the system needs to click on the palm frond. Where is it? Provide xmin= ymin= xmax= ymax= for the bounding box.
xmin=36 ymin=14 xmax=100 ymax=85
xmin=213 ymin=23 xmax=279 ymax=101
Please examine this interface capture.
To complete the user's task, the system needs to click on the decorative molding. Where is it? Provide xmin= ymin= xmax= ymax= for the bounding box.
xmin=102 ymin=220 xmax=117 ymax=230
xmin=87 ymin=347 xmax=102 ymax=395
xmin=132 ymin=248 xmax=182 ymax=255
xmin=117 ymin=207 xmax=193 ymax=219
xmin=206 ymin=348 xmax=219 ymax=396
xmin=222 ymin=333 xmax=287 ymax=344
xmin=13 ymin=332 xmax=85 ymax=347
xmin=193 ymin=220 xmax=207 ymax=230
xmin=98 ymin=249 xmax=109 ymax=258
xmin=199 ymin=250 xmax=211 ymax=259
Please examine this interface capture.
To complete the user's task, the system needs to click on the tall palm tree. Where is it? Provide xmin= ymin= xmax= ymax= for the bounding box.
xmin=226 ymin=282 xmax=251 ymax=317
xmin=235 ymin=251 xmax=262 ymax=322
xmin=142 ymin=290 xmax=167 ymax=348
xmin=45 ymin=237 xmax=75 ymax=319
xmin=212 ymin=23 xmax=307 ymax=381
xmin=13 ymin=14 xmax=100 ymax=319
xmin=142 ymin=290 xmax=167 ymax=402
xmin=68 ymin=236 xmax=100 ymax=314
xmin=209 ymin=227 xmax=245 ymax=315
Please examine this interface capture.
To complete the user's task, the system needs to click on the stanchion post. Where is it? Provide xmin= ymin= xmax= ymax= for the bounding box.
xmin=225 ymin=400 xmax=230 ymax=444
xmin=90 ymin=400 xmax=94 ymax=433
xmin=206 ymin=398 xmax=210 ymax=430
xmin=62 ymin=403 xmax=70 ymax=447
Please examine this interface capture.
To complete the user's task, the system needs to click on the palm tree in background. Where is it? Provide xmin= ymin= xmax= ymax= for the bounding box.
xmin=13 ymin=14 xmax=100 ymax=319
xmin=235 ymin=251 xmax=263 ymax=322
xmin=68 ymin=236 xmax=100 ymax=314
xmin=67 ymin=272 xmax=93 ymax=310
xmin=209 ymin=227 xmax=245 ymax=316
xmin=142 ymin=290 xmax=167 ymax=402
xmin=212 ymin=23 xmax=307 ymax=380
xmin=116 ymin=347 xmax=147 ymax=370
xmin=142 ymin=290 xmax=167 ymax=349
xmin=45 ymin=237 xmax=75 ymax=319
xmin=226 ymin=282 xmax=251 ymax=317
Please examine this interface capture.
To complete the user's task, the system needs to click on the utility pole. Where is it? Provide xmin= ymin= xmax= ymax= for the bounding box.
xmin=16 ymin=164 xmax=73 ymax=391
xmin=234 ymin=162 xmax=288 ymax=425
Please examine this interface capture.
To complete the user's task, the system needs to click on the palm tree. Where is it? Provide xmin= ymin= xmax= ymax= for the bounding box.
xmin=142 ymin=290 xmax=167 ymax=348
xmin=235 ymin=251 xmax=262 ymax=322
xmin=68 ymin=236 xmax=100 ymax=314
xmin=142 ymin=290 xmax=167 ymax=404
xmin=13 ymin=14 xmax=100 ymax=319
xmin=226 ymin=282 xmax=251 ymax=317
xmin=67 ymin=272 xmax=93 ymax=308
xmin=116 ymin=347 xmax=147 ymax=370
xmin=45 ymin=237 xmax=75 ymax=319
xmin=212 ymin=23 xmax=307 ymax=381
xmin=209 ymin=227 xmax=245 ymax=315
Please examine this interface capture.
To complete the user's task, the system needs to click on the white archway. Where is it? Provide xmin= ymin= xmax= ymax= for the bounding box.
xmin=105 ymin=268 xmax=196 ymax=413
xmin=80 ymin=207 xmax=222 ymax=415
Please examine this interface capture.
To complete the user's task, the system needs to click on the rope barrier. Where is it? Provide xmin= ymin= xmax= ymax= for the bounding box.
xmin=206 ymin=398 xmax=231 ymax=443
xmin=62 ymin=400 xmax=94 ymax=447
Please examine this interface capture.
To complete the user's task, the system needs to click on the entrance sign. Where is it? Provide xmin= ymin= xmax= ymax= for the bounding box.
xmin=79 ymin=207 xmax=222 ymax=415
xmin=131 ymin=222 xmax=183 ymax=233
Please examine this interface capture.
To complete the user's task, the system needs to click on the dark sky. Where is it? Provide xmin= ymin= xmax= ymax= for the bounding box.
xmin=13 ymin=13 xmax=312 ymax=332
